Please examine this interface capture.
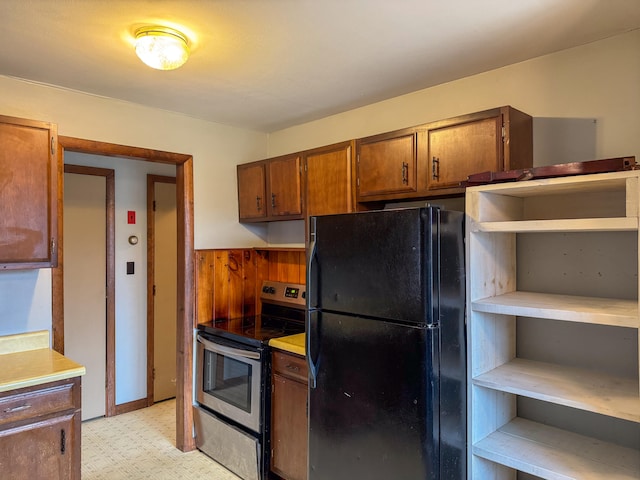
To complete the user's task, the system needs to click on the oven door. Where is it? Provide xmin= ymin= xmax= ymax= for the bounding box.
xmin=196 ymin=333 xmax=262 ymax=434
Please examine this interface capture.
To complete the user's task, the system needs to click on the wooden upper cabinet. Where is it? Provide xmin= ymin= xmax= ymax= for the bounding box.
xmin=304 ymin=141 xmax=355 ymax=218
xmin=237 ymin=162 xmax=267 ymax=220
xmin=268 ymin=154 xmax=303 ymax=218
xmin=237 ymin=154 xmax=303 ymax=222
xmin=427 ymin=116 xmax=501 ymax=190
xmin=0 ymin=114 xmax=59 ymax=270
xmin=356 ymin=129 xmax=418 ymax=199
xmin=354 ymin=106 xmax=532 ymax=203
xmin=237 ymin=106 xmax=532 ymax=216
xmin=426 ymin=106 xmax=533 ymax=192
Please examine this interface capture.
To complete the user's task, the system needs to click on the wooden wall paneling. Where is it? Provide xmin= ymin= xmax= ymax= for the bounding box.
xmin=298 ymin=252 xmax=306 ymax=284
xmin=227 ymin=249 xmax=245 ymax=319
xmin=242 ymin=250 xmax=257 ymax=317
xmin=254 ymin=250 xmax=271 ymax=313
xmin=270 ymin=250 xmax=304 ymax=283
xmin=196 ymin=248 xmax=306 ymax=320
xmin=194 ymin=250 xmax=215 ymax=325
xmin=213 ymin=251 xmax=230 ymax=320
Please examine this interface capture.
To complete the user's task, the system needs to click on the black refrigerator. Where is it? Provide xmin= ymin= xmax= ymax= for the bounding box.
xmin=306 ymin=206 xmax=466 ymax=480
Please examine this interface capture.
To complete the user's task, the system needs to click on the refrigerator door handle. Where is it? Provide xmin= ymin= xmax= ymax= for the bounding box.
xmin=306 ymin=216 xmax=318 ymax=309
xmin=305 ymin=309 xmax=319 ymax=389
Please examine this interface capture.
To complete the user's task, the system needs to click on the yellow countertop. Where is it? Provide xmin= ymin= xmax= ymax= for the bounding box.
xmin=269 ymin=333 xmax=306 ymax=356
xmin=0 ymin=331 xmax=85 ymax=393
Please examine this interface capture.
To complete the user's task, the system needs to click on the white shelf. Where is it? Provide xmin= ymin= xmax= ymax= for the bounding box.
xmin=473 ymin=217 xmax=638 ymax=233
xmin=473 ymin=417 xmax=640 ymax=480
xmin=472 ymin=291 xmax=639 ymax=328
xmin=473 ymin=358 xmax=640 ymax=422
xmin=466 ymin=170 xmax=640 ymax=479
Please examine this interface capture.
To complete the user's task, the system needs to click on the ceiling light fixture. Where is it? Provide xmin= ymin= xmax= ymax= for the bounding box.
xmin=134 ymin=26 xmax=190 ymax=71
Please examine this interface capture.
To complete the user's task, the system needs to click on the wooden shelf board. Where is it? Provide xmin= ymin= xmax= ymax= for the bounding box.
xmin=473 ymin=358 xmax=640 ymax=422
xmin=473 ymin=217 xmax=637 ymax=233
xmin=472 ymin=291 xmax=639 ymax=328
xmin=469 ymin=171 xmax=637 ymax=196
xmin=473 ymin=417 xmax=640 ymax=480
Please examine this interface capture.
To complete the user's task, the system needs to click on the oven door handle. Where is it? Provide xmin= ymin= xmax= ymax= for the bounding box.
xmin=197 ymin=334 xmax=261 ymax=360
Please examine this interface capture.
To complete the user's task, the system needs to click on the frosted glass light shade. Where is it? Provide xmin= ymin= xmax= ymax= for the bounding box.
xmin=135 ymin=26 xmax=189 ymax=71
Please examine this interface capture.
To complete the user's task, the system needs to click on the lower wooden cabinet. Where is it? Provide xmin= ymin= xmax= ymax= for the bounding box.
xmin=0 ymin=377 xmax=81 ymax=479
xmin=271 ymin=350 xmax=308 ymax=480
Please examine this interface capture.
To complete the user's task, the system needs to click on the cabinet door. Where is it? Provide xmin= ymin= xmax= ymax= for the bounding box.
xmin=0 ymin=413 xmax=77 ymax=479
xmin=305 ymin=141 xmax=354 ymax=217
xmin=357 ymin=130 xmax=417 ymax=199
xmin=268 ymin=155 xmax=302 ymax=218
xmin=237 ymin=162 xmax=267 ymax=220
xmin=0 ymin=115 xmax=58 ymax=269
xmin=427 ymin=116 xmax=502 ymax=190
xmin=271 ymin=372 xmax=308 ymax=480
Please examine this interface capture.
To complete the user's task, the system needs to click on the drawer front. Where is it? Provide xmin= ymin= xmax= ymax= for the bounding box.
xmin=272 ymin=351 xmax=308 ymax=383
xmin=0 ymin=382 xmax=76 ymax=427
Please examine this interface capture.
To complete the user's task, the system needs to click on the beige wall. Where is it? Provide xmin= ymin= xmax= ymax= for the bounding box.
xmin=0 ymin=75 xmax=269 ymax=340
xmin=0 ymin=75 xmax=270 ymax=250
xmin=265 ymin=29 xmax=640 ymax=246
xmin=268 ymin=29 xmax=640 ymax=163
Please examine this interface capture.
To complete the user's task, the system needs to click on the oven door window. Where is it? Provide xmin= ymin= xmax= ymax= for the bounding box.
xmin=203 ymin=349 xmax=253 ymax=412
xmin=196 ymin=336 xmax=263 ymax=434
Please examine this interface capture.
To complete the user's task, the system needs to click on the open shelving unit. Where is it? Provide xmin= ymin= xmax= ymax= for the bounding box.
xmin=465 ymin=170 xmax=640 ymax=479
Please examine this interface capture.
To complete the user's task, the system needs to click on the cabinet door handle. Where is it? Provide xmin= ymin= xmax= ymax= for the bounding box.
xmin=402 ymin=162 xmax=409 ymax=185
xmin=256 ymin=196 xmax=262 ymax=211
xmin=432 ymin=156 xmax=440 ymax=180
xmin=285 ymin=364 xmax=300 ymax=372
xmin=271 ymin=193 xmax=276 ymax=208
xmin=3 ymin=404 xmax=32 ymax=413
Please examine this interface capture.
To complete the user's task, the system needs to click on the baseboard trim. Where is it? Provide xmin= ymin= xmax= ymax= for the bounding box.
xmin=115 ymin=398 xmax=149 ymax=416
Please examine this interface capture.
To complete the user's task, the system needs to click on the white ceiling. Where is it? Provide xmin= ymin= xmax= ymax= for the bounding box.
xmin=1 ymin=0 xmax=639 ymax=132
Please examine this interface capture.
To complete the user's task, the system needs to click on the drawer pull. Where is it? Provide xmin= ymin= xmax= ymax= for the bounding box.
xmin=432 ymin=156 xmax=440 ymax=180
xmin=4 ymin=404 xmax=32 ymax=413
xmin=285 ymin=364 xmax=300 ymax=372
xmin=401 ymin=162 xmax=409 ymax=185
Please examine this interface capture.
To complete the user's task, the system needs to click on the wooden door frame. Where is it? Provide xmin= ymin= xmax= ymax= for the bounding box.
xmin=52 ymin=137 xmax=195 ymax=452
xmin=146 ymin=174 xmax=177 ymax=406
xmin=62 ymin=163 xmax=115 ymax=417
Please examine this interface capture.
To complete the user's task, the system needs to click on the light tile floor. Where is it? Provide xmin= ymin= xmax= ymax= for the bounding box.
xmin=82 ymin=399 xmax=241 ymax=479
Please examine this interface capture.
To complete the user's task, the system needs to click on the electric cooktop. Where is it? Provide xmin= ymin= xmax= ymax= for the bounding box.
xmin=197 ymin=280 xmax=306 ymax=347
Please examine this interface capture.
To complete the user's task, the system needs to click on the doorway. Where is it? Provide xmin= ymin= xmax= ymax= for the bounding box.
xmin=147 ymin=175 xmax=177 ymax=403
xmin=63 ymin=165 xmax=114 ymax=420
xmin=52 ymin=137 xmax=195 ymax=452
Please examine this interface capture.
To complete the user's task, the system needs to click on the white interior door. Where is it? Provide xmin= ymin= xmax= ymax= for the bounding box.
xmin=64 ymin=172 xmax=107 ymax=420
xmin=153 ymin=181 xmax=177 ymax=402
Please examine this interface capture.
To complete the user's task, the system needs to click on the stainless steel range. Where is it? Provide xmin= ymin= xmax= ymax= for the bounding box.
xmin=194 ymin=280 xmax=306 ymax=480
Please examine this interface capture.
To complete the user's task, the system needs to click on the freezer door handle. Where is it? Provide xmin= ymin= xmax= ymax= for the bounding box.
xmin=306 ymin=216 xmax=318 ymax=309
xmin=306 ymin=309 xmax=318 ymax=389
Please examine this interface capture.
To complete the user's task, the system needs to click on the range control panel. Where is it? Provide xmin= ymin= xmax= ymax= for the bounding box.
xmin=260 ymin=280 xmax=306 ymax=308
